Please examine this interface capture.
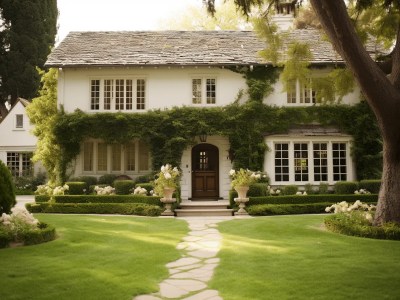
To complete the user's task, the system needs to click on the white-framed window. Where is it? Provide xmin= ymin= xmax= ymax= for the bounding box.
xmin=287 ymin=79 xmax=316 ymax=105
xmin=82 ymin=140 xmax=151 ymax=174
xmin=90 ymin=78 xmax=146 ymax=111
xmin=267 ymin=138 xmax=352 ymax=184
xmin=14 ymin=114 xmax=24 ymax=129
xmin=192 ymin=77 xmax=217 ymax=105
xmin=6 ymin=152 xmax=33 ymax=177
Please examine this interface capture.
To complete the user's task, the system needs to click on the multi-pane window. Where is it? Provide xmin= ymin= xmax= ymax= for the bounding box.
xmin=15 ymin=114 xmax=24 ymax=128
xmin=192 ymin=77 xmax=216 ymax=104
xmin=206 ymin=79 xmax=216 ymax=104
xmin=112 ymin=144 xmax=122 ymax=171
xmin=90 ymin=80 xmax=100 ymax=110
xmin=90 ymin=78 xmax=146 ymax=111
xmin=104 ymin=79 xmax=113 ymax=110
xmin=272 ymin=140 xmax=349 ymax=183
xmin=139 ymin=141 xmax=149 ymax=171
xmin=6 ymin=152 xmax=32 ymax=177
xmin=192 ymin=79 xmax=202 ymax=104
xmin=294 ymin=143 xmax=309 ymax=181
xmin=333 ymin=143 xmax=347 ymax=181
xmin=83 ymin=142 xmax=94 ymax=171
xmin=313 ymin=143 xmax=328 ymax=181
xmin=136 ymin=79 xmax=145 ymax=110
xmin=126 ymin=143 xmax=136 ymax=171
xmin=275 ymin=143 xmax=289 ymax=182
xmin=97 ymin=143 xmax=108 ymax=172
xmin=287 ymin=79 xmax=316 ymax=105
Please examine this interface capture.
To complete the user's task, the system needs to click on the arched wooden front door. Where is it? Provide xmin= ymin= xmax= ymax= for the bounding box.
xmin=191 ymin=143 xmax=219 ymax=199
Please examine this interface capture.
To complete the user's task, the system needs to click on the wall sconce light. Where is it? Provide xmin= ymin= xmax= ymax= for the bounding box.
xmin=199 ymin=134 xmax=207 ymax=143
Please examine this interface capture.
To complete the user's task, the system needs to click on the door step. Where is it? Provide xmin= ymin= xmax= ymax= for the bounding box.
xmin=175 ymin=200 xmax=233 ymax=217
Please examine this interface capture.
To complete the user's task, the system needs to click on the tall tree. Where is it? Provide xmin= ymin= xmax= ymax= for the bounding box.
xmin=204 ymin=0 xmax=400 ymax=225
xmin=0 ymin=0 xmax=57 ymax=117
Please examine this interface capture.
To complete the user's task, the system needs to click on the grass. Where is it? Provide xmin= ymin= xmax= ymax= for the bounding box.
xmin=0 ymin=214 xmax=187 ymax=300
xmin=210 ymin=215 xmax=400 ymax=300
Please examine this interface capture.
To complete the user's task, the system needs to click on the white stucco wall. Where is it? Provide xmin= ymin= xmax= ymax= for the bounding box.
xmin=58 ymin=67 xmax=247 ymax=112
xmin=180 ymin=136 xmax=233 ymax=200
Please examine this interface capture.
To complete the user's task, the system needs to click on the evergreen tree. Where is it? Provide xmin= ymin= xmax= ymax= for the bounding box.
xmin=0 ymin=0 xmax=57 ymax=117
xmin=0 ymin=160 xmax=16 ymax=214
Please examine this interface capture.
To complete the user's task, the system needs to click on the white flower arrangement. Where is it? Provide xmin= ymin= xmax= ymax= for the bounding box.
xmin=133 ymin=186 xmax=148 ymax=195
xmin=94 ymin=185 xmax=115 ymax=195
xmin=154 ymin=164 xmax=180 ymax=196
xmin=325 ymin=200 xmax=376 ymax=223
xmin=229 ymin=168 xmax=263 ymax=187
xmin=35 ymin=183 xmax=69 ymax=196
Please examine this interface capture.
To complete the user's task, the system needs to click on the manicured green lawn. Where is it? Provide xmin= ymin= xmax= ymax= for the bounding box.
xmin=210 ymin=215 xmax=400 ymax=300
xmin=0 ymin=214 xmax=187 ymax=300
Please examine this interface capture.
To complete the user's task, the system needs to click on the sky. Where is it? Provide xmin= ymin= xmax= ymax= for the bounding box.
xmin=56 ymin=0 xmax=205 ymax=43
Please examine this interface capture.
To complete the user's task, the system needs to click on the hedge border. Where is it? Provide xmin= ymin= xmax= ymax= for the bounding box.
xmin=26 ymin=203 xmax=163 ymax=216
xmin=247 ymin=203 xmax=332 ymax=216
xmin=0 ymin=223 xmax=56 ymax=248
xmin=35 ymin=195 xmax=162 ymax=206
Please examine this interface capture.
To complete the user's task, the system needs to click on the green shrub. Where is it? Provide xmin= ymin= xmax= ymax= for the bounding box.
xmin=98 ymin=174 xmax=119 ymax=185
xmin=229 ymin=183 xmax=269 ymax=206
xmin=282 ymin=185 xmax=298 ymax=195
xmin=247 ymin=203 xmax=331 ymax=216
xmin=13 ymin=172 xmax=46 ymax=193
xmin=359 ymin=180 xmax=381 ymax=194
xmin=114 ymin=180 xmax=135 ymax=195
xmin=319 ymin=182 xmax=329 ymax=194
xmin=65 ymin=182 xmax=87 ymax=195
xmin=21 ymin=223 xmax=57 ymax=246
xmin=247 ymin=194 xmax=378 ymax=206
xmin=69 ymin=176 xmax=98 ymax=190
xmin=324 ymin=214 xmax=400 ymax=240
xmin=0 ymin=160 xmax=16 ymax=214
xmin=304 ymin=183 xmax=317 ymax=195
xmin=134 ymin=173 xmax=155 ymax=184
xmin=26 ymin=202 xmax=162 ymax=216
xmin=334 ymin=181 xmax=359 ymax=194
xmin=135 ymin=183 xmax=154 ymax=194
xmin=0 ymin=227 xmax=11 ymax=248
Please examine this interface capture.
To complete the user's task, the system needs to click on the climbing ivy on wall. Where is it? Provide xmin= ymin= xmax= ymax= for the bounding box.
xmin=53 ymin=100 xmax=382 ymax=182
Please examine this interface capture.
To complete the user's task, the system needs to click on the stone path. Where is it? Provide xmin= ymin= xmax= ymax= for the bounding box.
xmin=134 ymin=217 xmax=233 ymax=300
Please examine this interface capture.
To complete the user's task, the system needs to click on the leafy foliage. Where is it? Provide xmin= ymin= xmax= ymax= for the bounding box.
xmin=0 ymin=160 xmax=16 ymax=214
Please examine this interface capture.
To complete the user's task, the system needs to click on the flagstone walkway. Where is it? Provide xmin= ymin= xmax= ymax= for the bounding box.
xmin=134 ymin=217 xmax=234 ymax=300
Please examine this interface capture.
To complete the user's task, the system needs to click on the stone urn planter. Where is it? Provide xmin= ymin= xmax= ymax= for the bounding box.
xmin=160 ymin=187 xmax=176 ymax=216
xmin=234 ymin=185 xmax=250 ymax=215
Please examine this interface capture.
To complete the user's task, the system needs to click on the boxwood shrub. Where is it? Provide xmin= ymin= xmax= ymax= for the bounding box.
xmin=246 ymin=194 xmax=378 ymax=206
xmin=98 ymin=174 xmax=119 ymax=185
xmin=114 ymin=180 xmax=135 ymax=195
xmin=65 ymin=182 xmax=86 ymax=195
xmin=247 ymin=203 xmax=331 ymax=216
xmin=0 ymin=223 xmax=56 ymax=248
xmin=69 ymin=176 xmax=98 ymax=190
xmin=26 ymin=203 xmax=162 ymax=216
xmin=359 ymin=179 xmax=381 ymax=194
xmin=334 ymin=181 xmax=359 ymax=194
xmin=282 ymin=185 xmax=298 ymax=195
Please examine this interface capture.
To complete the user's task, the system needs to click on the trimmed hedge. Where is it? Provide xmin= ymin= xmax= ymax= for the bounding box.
xmin=334 ymin=181 xmax=359 ymax=194
xmin=26 ymin=203 xmax=162 ymax=216
xmin=65 ymin=182 xmax=86 ymax=195
xmin=114 ymin=180 xmax=135 ymax=195
xmin=0 ymin=223 xmax=56 ymax=248
xmin=247 ymin=203 xmax=331 ymax=216
xmin=282 ymin=185 xmax=298 ymax=195
xmin=69 ymin=176 xmax=98 ymax=190
xmin=98 ymin=174 xmax=119 ymax=185
xmin=230 ymin=194 xmax=378 ymax=207
xmin=34 ymin=195 xmax=162 ymax=206
xmin=359 ymin=179 xmax=381 ymax=194
xmin=325 ymin=214 xmax=400 ymax=240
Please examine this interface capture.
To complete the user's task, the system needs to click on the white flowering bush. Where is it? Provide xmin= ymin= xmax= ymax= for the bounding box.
xmin=0 ymin=207 xmax=39 ymax=241
xmin=133 ymin=186 xmax=148 ymax=195
xmin=94 ymin=185 xmax=115 ymax=195
xmin=325 ymin=200 xmax=376 ymax=224
xmin=296 ymin=191 xmax=308 ymax=196
xmin=268 ymin=186 xmax=281 ymax=195
xmin=35 ymin=183 xmax=69 ymax=196
xmin=229 ymin=168 xmax=263 ymax=187
xmin=354 ymin=189 xmax=371 ymax=195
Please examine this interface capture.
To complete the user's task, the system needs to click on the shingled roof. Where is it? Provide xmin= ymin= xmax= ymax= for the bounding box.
xmin=45 ymin=30 xmax=377 ymax=68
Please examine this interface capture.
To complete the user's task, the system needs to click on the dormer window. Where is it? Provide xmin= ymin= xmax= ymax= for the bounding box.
xmin=192 ymin=77 xmax=216 ymax=105
xmin=15 ymin=114 xmax=24 ymax=129
xmin=287 ymin=79 xmax=316 ymax=105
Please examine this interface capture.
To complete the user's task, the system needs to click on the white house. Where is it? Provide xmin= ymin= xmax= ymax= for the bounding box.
xmin=45 ymin=30 xmax=374 ymax=200
xmin=0 ymin=98 xmax=42 ymax=177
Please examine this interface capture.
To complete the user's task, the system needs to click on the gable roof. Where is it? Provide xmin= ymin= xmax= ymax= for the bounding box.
xmin=0 ymin=98 xmax=29 ymax=124
xmin=45 ymin=30 xmax=380 ymax=68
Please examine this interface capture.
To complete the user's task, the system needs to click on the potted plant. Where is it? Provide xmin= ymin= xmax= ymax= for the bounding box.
xmin=230 ymin=168 xmax=262 ymax=198
xmin=154 ymin=164 xmax=180 ymax=216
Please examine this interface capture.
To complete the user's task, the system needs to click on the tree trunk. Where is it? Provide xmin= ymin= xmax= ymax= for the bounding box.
xmin=374 ymin=138 xmax=400 ymax=225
